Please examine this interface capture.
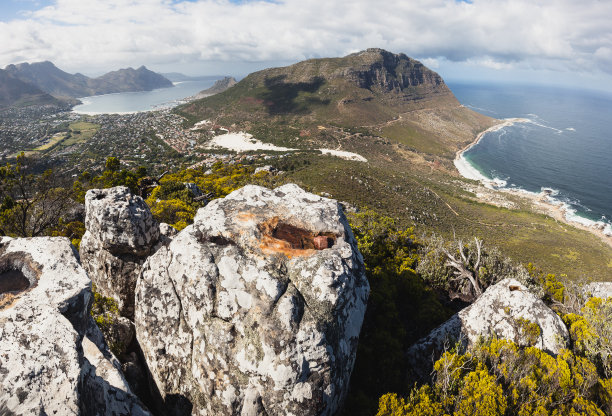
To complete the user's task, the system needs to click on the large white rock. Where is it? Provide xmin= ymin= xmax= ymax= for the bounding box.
xmin=583 ymin=282 xmax=612 ymax=299
xmin=135 ymin=184 xmax=369 ymax=416
xmin=0 ymin=236 xmax=150 ymax=415
xmin=81 ymin=186 xmax=160 ymax=318
xmin=84 ymin=186 xmax=159 ymax=255
xmin=407 ymin=278 xmax=569 ymax=379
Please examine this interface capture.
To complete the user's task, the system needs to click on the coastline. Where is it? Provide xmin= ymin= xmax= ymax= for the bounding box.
xmin=454 ymin=119 xmax=612 ymax=249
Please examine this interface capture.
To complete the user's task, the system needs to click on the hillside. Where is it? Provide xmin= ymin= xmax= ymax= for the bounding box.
xmin=190 ymin=76 xmax=237 ymax=99
xmin=0 ymin=68 xmax=63 ymax=108
xmin=176 ymin=48 xmax=612 ymax=282
xmin=4 ymin=61 xmax=173 ymax=98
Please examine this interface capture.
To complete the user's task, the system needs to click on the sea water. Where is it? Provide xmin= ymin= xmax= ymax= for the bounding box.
xmin=72 ymin=78 xmax=219 ymax=114
xmin=448 ymin=82 xmax=612 ymax=235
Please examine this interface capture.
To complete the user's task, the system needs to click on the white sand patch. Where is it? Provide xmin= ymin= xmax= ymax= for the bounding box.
xmin=454 ymin=156 xmax=488 ymax=182
xmin=191 ymin=120 xmax=211 ymax=130
xmin=318 ymin=148 xmax=367 ymax=162
xmin=207 ymin=132 xmax=297 ymax=152
xmin=207 ymin=132 xmax=367 ymax=162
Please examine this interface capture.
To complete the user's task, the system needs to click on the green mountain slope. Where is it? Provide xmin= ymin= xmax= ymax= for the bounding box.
xmin=176 ymin=49 xmax=612 ymax=281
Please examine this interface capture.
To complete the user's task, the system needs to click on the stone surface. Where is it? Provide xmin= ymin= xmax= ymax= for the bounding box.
xmin=135 ymin=184 xmax=369 ymax=416
xmin=84 ymin=186 xmax=159 ymax=256
xmin=584 ymin=282 xmax=612 ymax=299
xmin=81 ymin=319 xmax=151 ymax=416
xmin=81 ymin=186 xmax=160 ymax=318
xmin=184 ymin=182 xmax=203 ymax=198
xmin=0 ymin=236 xmax=148 ymax=415
xmin=407 ymin=278 xmax=569 ymax=380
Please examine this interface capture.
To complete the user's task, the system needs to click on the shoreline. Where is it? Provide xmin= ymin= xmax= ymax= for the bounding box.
xmin=455 ymin=117 xmax=531 ymax=161
xmin=454 ymin=118 xmax=612 ymax=249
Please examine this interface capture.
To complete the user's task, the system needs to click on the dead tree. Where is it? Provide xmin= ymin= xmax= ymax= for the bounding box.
xmin=443 ymin=237 xmax=483 ymax=302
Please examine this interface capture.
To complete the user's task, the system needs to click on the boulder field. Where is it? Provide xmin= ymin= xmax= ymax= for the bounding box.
xmin=1 ymin=184 xmax=369 ymax=415
xmin=2 ymin=183 xmax=600 ymax=415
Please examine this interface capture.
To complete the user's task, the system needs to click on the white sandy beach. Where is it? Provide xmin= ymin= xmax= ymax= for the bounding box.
xmin=454 ymin=118 xmax=612 ymax=248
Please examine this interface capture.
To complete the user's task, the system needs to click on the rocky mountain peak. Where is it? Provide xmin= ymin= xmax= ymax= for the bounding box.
xmin=335 ymin=48 xmax=446 ymax=93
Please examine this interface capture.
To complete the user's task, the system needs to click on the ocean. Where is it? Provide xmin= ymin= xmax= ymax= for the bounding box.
xmin=72 ymin=78 xmax=218 ymax=114
xmin=448 ymin=82 xmax=612 ymax=236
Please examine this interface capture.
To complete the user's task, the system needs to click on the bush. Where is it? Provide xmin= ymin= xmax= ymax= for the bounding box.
xmin=378 ymin=338 xmax=608 ymax=415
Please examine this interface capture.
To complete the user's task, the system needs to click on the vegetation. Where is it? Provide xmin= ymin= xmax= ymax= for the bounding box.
xmin=0 ymin=153 xmax=75 ymax=237
xmin=374 ymin=272 xmax=612 ymax=416
xmin=90 ymin=285 xmax=126 ymax=357
xmin=1 ymin=152 xmax=610 ymax=416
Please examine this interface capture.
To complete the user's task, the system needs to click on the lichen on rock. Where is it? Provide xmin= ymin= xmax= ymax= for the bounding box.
xmin=0 ymin=236 xmax=149 ymax=415
xmin=407 ymin=278 xmax=570 ymax=381
xmin=80 ymin=186 xmax=160 ymax=319
xmin=135 ymin=184 xmax=370 ymax=415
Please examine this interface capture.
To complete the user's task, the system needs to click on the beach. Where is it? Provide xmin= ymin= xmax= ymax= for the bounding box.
xmin=455 ymin=119 xmax=612 ymax=249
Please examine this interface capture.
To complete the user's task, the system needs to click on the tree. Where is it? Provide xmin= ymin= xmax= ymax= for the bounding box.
xmin=105 ymin=156 xmax=120 ymax=172
xmin=0 ymin=153 xmax=74 ymax=237
xmin=417 ymin=235 xmax=533 ymax=303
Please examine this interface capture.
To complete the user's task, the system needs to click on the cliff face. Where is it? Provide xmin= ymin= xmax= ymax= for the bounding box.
xmin=332 ymin=48 xmax=447 ymax=95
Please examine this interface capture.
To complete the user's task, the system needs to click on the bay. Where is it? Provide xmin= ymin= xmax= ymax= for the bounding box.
xmin=448 ymin=82 xmax=612 ymax=235
xmin=72 ymin=78 xmax=219 ymax=114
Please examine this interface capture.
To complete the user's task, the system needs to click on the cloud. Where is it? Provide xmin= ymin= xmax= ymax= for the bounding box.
xmin=0 ymin=0 xmax=611 ymax=79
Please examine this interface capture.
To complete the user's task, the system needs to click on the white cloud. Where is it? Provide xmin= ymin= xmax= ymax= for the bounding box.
xmin=0 ymin=0 xmax=611 ymax=81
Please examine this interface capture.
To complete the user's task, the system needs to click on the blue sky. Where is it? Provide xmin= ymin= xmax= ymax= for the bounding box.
xmin=1 ymin=0 xmax=611 ymax=91
xmin=0 ymin=0 xmax=52 ymax=21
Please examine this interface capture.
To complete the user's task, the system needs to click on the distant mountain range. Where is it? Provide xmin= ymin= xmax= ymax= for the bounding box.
xmin=0 ymin=69 xmax=64 ymax=108
xmin=161 ymin=72 xmax=224 ymax=82
xmin=0 ymin=61 xmax=173 ymax=107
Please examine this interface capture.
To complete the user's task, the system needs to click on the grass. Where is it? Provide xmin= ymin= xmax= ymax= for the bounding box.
xmin=274 ymin=150 xmax=612 ymax=282
xmin=20 ymin=121 xmax=99 ymax=156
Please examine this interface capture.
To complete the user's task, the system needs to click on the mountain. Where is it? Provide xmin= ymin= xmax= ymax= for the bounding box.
xmin=178 ymin=48 xmax=490 ymax=156
xmin=4 ymin=61 xmax=173 ymax=98
xmin=0 ymin=68 xmax=63 ymax=108
xmin=94 ymin=65 xmax=174 ymax=93
xmin=161 ymin=72 xmax=223 ymax=82
xmin=190 ymin=76 xmax=237 ymax=99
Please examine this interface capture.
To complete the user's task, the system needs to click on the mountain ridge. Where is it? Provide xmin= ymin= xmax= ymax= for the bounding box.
xmin=0 ymin=68 xmax=64 ymax=108
xmin=4 ymin=61 xmax=173 ymax=99
xmin=178 ymin=48 xmax=460 ymax=128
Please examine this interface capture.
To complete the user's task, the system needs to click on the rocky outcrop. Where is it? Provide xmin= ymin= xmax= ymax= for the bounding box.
xmin=407 ymin=278 xmax=569 ymax=380
xmin=0 ymin=236 xmax=149 ymax=415
xmin=135 ymin=184 xmax=369 ymax=415
xmin=336 ymin=48 xmax=447 ymax=95
xmin=81 ymin=318 xmax=151 ymax=416
xmin=584 ymin=282 xmax=612 ymax=299
xmin=191 ymin=76 xmax=237 ymax=99
xmin=80 ymin=186 xmax=160 ymax=319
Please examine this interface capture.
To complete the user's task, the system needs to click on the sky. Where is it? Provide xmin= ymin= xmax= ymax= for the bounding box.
xmin=1 ymin=0 xmax=612 ymax=90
